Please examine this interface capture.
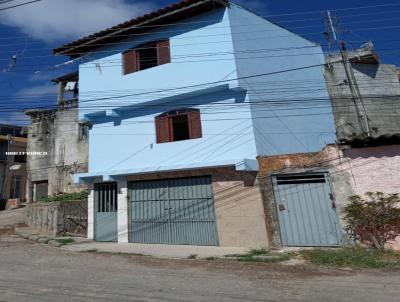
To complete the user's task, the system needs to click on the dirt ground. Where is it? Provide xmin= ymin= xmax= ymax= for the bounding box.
xmin=1 ymin=230 xmax=399 ymax=302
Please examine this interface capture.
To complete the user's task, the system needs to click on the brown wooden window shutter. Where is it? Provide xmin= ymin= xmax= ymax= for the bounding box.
xmin=155 ymin=116 xmax=171 ymax=144
xmin=123 ymin=50 xmax=139 ymax=75
xmin=157 ymin=40 xmax=171 ymax=66
xmin=187 ymin=110 xmax=202 ymax=139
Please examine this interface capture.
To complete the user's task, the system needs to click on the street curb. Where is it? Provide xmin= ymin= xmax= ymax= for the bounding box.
xmin=14 ymin=227 xmax=74 ymax=248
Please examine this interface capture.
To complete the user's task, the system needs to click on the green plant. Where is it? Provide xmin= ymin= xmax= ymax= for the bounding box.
xmin=248 ymin=248 xmax=268 ymax=256
xmin=300 ymin=246 xmax=400 ymax=269
xmin=344 ymin=192 xmax=400 ymax=249
xmin=39 ymin=191 xmax=88 ymax=203
xmin=55 ymin=238 xmax=75 ymax=246
xmin=187 ymin=254 xmax=197 ymax=259
xmin=225 ymin=249 xmax=290 ymax=263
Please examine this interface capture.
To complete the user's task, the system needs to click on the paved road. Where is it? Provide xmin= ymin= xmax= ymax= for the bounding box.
xmin=1 ymin=233 xmax=399 ymax=302
xmin=0 ymin=208 xmax=24 ymax=229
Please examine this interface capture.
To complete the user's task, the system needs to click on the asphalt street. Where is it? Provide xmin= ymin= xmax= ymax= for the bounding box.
xmin=0 ymin=232 xmax=399 ymax=302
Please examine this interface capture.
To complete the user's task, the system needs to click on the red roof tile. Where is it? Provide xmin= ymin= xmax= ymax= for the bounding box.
xmin=53 ymin=0 xmax=229 ymax=57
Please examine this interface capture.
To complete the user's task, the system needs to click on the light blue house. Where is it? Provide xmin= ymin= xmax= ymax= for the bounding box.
xmin=54 ymin=0 xmax=335 ymax=248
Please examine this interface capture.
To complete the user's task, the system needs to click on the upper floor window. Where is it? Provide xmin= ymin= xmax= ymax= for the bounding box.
xmin=155 ymin=108 xmax=202 ymax=144
xmin=79 ymin=124 xmax=89 ymax=140
xmin=123 ymin=40 xmax=171 ymax=75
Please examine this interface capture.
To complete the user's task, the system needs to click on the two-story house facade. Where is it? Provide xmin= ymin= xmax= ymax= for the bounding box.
xmin=54 ymin=0 xmax=336 ymax=248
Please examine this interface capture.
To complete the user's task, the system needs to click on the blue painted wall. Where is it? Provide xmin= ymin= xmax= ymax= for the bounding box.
xmin=79 ymin=8 xmax=258 ymax=174
xmin=77 ymin=4 xmax=336 ymax=177
xmin=229 ymin=4 xmax=336 ymax=155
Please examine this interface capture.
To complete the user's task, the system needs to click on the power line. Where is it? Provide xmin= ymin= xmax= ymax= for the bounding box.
xmin=1 ymin=7 xmax=400 ymax=52
xmin=0 ymin=0 xmax=42 ymax=11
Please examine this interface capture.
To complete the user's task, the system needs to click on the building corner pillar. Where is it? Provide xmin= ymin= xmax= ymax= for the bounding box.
xmin=117 ymin=179 xmax=129 ymax=243
xmin=87 ymin=183 xmax=94 ymax=240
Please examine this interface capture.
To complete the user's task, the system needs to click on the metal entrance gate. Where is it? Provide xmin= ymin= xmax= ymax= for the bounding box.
xmin=128 ymin=176 xmax=219 ymax=246
xmin=94 ymin=183 xmax=118 ymax=242
xmin=272 ymin=173 xmax=342 ymax=246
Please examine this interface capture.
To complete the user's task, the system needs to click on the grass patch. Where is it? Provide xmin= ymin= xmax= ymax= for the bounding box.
xmin=299 ymin=246 xmax=400 ymax=269
xmin=187 ymin=254 xmax=198 ymax=259
xmin=226 ymin=248 xmax=291 ymax=263
xmin=205 ymin=256 xmax=217 ymax=260
xmin=55 ymin=238 xmax=75 ymax=246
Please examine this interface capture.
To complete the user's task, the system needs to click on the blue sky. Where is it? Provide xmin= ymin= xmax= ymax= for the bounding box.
xmin=0 ymin=0 xmax=399 ymax=125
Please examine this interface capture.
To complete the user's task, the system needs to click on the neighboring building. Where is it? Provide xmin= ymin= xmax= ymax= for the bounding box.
xmin=257 ymin=46 xmax=400 ymax=249
xmin=53 ymin=0 xmax=336 ymax=247
xmin=325 ymin=46 xmax=400 ymax=144
xmin=0 ymin=124 xmax=27 ymax=210
xmin=25 ymin=72 xmax=88 ymax=202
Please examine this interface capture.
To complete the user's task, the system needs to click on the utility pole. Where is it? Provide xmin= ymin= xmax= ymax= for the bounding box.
xmin=326 ymin=11 xmax=371 ymax=138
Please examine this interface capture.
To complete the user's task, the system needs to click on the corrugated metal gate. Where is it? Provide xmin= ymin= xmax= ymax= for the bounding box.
xmin=128 ymin=176 xmax=219 ymax=246
xmin=94 ymin=183 xmax=118 ymax=242
xmin=272 ymin=173 xmax=342 ymax=247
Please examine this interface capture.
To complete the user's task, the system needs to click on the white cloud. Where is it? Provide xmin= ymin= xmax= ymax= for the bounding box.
xmin=0 ymin=0 xmax=155 ymax=43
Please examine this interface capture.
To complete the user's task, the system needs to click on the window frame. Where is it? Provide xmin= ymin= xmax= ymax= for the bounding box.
xmin=78 ymin=124 xmax=89 ymax=140
xmin=122 ymin=39 xmax=171 ymax=75
xmin=155 ymin=108 xmax=202 ymax=144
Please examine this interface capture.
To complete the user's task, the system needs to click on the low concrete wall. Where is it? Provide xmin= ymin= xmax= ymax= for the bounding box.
xmin=25 ymin=200 xmax=87 ymax=236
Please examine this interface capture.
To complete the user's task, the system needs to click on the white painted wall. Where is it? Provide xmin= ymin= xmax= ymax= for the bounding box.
xmin=87 ymin=184 xmax=94 ymax=240
xmin=117 ymin=179 xmax=129 ymax=243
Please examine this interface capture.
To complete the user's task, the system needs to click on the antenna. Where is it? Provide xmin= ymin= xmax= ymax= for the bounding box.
xmin=324 ymin=10 xmax=371 ymax=138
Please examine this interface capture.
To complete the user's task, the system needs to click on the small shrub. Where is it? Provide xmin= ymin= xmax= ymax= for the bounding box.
xmin=343 ymin=192 xmax=400 ymax=249
xmin=39 ymin=191 xmax=88 ymax=203
xmin=187 ymin=254 xmax=197 ymax=259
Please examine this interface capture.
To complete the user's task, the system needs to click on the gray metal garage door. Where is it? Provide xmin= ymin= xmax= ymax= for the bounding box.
xmin=95 ymin=183 xmax=118 ymax=242
xmin=272 ymin=173 xmax=342 ymax=247
xmin=128 ymin=176 xmax=219 ymax=246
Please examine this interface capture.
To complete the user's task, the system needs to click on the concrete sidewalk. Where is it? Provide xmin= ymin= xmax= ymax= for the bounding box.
xmin=14 ymin=226 xmax=249 ymax=259
xmin=64 ymin=241 xmax=249 ymax=259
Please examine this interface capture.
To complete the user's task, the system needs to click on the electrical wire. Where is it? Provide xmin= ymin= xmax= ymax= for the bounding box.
xmin=0 ymin=0 xmax=42 ymax=11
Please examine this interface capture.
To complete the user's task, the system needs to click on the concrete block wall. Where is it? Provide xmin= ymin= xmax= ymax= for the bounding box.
xmin=25 ymin=200 xmax=87 ymax=236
